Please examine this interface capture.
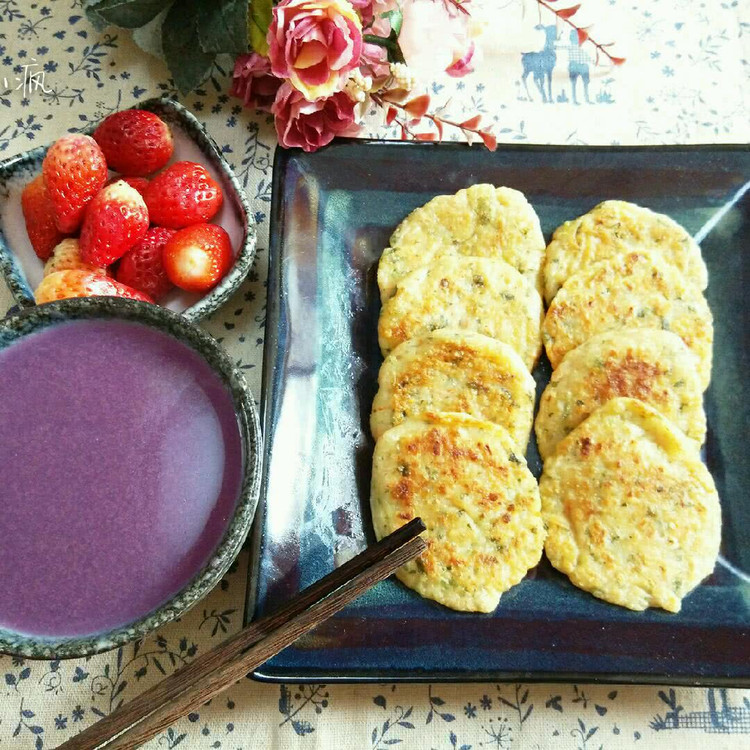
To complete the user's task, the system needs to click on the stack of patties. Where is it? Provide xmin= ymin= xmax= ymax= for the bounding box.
xmin=370 ymin=185 xmax=547 ymax=612
xmin=536 ymin=200 xmax=721 ymax=613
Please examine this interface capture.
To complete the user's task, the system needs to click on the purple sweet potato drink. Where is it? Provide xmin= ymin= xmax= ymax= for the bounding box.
xmin=0 ymin=319 xmax=243 ymax=638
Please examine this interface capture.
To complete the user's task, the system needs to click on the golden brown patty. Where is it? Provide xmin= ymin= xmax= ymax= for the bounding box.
xmin=371 ymin=329 xmax=535 ymax=449
xmin=540 ymin=398 xmax=721 ymax=613
xmin=378 ymin=184 xmax=545 ymax=301
xmin=371 ymin=412 xmax=544 ymax=612
xmin=542 ymin=251 xmax=713 ymax=388
xmin=543 ymin=200 xmax=707 ymax=304
xmin=378 ymin=256 xmax=543 ymax=368
xmin=535 ymin=329 xmax=706 ymax=459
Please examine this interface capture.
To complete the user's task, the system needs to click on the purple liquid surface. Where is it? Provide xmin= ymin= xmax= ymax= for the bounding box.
xmin=0 ymin=319 xmax=243 ymax=638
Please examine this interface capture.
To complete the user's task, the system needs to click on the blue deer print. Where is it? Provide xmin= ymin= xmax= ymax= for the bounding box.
xmin=521 ymin=24 xmax=560 ymax=103
xmin=651 ymin=687 xmax=750 ymax=734
xmin=564 ymin=28 xmax=593 ymax=104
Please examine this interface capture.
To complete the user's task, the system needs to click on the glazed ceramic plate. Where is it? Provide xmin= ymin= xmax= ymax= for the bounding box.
xmin=0 ymin=97 xmax=256 ymax=322
xmin=247 ymin=141 xmax=750 ymax=685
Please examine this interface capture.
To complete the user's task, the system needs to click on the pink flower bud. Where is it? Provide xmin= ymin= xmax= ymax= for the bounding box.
xmin=271 ymin=83 xmax=360 ymax=152
xmin=230 ymin=53 xmax=283 ymax=112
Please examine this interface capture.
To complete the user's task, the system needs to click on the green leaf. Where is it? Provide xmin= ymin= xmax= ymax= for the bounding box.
xmin=162 ymin=0 xmax=216 ymax=93
xmin=249 ymin=0 xmax=272 ymax=56
xmin=198 ymin=0 xmax=249 ymax=55
xmin=388 ymin=44 xmax=405 ymax=65
xmin=131 ymin=5 xmax=169 ymax=59
xmin=84 ymin=0 xmax=109 ymax=30
xmin=86 ymin=0 xmax=173 ymax=29
xmin=381 ymin=8 xmax=402 ymax=36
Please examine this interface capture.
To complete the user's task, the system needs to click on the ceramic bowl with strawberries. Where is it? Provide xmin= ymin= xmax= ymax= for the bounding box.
xmin=0 ymin=98 xmax=256 ymax=322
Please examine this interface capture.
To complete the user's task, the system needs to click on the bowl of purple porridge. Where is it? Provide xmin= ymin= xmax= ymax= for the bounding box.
xmin=0 ymin=296 xmax=261 ymax=659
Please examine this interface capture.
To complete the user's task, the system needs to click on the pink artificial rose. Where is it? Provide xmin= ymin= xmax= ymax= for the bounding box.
xmin=272 ymin=82 xmax=360 ymax=152
xmin=361 ymin=39 xmax=389 ymax=80
xmin=230 ymin=53 xmax=283 ymax=112
xmin=268 ymin=0 xmax=364 ymax=101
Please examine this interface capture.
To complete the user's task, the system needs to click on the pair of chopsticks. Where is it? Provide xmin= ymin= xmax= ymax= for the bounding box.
xmin=56 ymin=518 xmax=426 ymax=750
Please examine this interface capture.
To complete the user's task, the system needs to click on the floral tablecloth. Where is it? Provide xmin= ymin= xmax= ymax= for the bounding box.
xmin=1 ymin=1 xmax=748 ymax=748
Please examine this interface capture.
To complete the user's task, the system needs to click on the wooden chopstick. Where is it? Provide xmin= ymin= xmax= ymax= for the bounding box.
xmin=56 ymin=518 xmax=426 ymax=750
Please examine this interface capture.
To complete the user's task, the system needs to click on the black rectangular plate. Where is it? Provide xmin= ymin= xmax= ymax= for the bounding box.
xmin=247 ymin=141 xmax=750 ymax=685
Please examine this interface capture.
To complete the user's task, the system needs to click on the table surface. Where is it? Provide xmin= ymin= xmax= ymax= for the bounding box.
xmin=1 ymin=1 xmax=748 ymax=748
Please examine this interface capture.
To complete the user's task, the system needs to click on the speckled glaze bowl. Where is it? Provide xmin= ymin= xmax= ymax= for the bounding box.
xmin=0 ymin=297 xmax=262 ymax=659
xmin=0 ymin=97 xmax=256 ymax=322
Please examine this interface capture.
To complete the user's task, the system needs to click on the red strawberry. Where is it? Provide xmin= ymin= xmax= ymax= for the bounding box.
xmin=163 ymin=223 xmax=233 ymax=293
xmin=116 ymin=226 xmax=176 ymax=300
xmin=144 ymin=161 xmax=223 ymax=229
xmin=21 ymin=175 xmax=65 ymax=260
xmin=35 ymin=269 xmax=153 ymax=304
xmin=93 ymin=110 xmax=173 ymax=176
xmin=107 ymin=175 xmax=150 ymax=198
xmin=42 ymin=133 xmax=108 ymax=233
xmin=79 ymin=180 xmax=150 ymax=266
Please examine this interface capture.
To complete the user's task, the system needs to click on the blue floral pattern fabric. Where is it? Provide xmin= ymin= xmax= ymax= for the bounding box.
xmin=0 ymin=1 xmax=748 ymax=748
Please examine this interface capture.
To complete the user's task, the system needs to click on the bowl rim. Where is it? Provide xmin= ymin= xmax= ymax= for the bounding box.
xmin=0 ymin=297 xmax=263 ymax=659
xmin=0 ymin=96 xmax=257 ymax=323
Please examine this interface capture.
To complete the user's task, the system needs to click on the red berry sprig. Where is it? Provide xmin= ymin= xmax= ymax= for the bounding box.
xmin=374 ymin=92 xmax=497 ymax=151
